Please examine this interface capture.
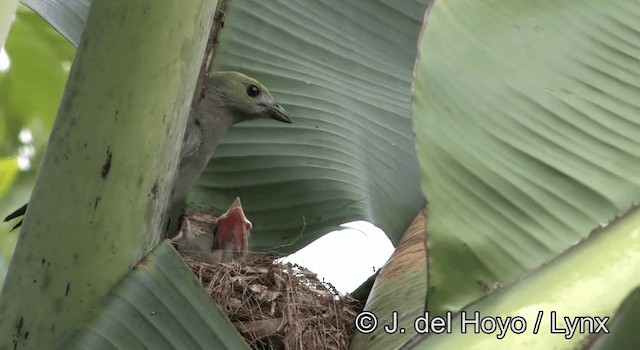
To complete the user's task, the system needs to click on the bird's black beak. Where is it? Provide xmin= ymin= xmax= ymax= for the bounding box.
xmin=267 ymin=103 xmax=292 ymax=123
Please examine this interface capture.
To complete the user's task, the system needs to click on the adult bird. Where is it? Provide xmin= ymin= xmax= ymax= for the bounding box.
xmin=4 ymin=71 xmax=292 ymax=236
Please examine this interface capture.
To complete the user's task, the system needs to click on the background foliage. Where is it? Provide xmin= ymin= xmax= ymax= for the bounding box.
xmin=0 ymin=6 xmax=74 ymax=282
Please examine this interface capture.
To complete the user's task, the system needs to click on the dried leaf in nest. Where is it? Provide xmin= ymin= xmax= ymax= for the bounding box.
xmin=184 ymin=253 xmax=363 ymax=350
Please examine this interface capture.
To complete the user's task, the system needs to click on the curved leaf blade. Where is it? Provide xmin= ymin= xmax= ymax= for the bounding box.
xmin=19 ymin=0 xmax=90 ymax=46
xmin=189 ymin=0 xmax=429 ymax=252
xmin=351 ymin=210 xmax=428 ymax=350
xmin=57 ymin=242 xmax=249 ymax=350
xmin=407 ymin=206 xmax=640 ymax=348
xmin=590 ymin=286 xmax=640 ymax=349
xmin=414 ymin=0 xmax=640 ymax=313
xmin=0 ymin=1 xmax=217 ymax=347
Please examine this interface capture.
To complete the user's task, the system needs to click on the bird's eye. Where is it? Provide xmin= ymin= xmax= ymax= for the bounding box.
xmin=246 ymin=84 xmax=260 ymax=97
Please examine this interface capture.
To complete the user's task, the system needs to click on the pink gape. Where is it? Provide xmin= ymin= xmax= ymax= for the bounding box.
xmin=215 ymin=197 xmax=252 ymax=259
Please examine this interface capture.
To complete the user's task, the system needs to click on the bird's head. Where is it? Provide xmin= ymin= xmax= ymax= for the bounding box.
xmin=207 ymin=71 xmax=292 ymax=124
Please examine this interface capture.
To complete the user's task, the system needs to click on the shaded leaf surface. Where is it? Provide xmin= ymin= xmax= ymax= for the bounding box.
xmin=413 ymin=0 xmax=640 ymax=313
xmin=407 ymin=206 xmax=640 ymax=348
xmin=19 ymin=0 xmax=89 ymax=46
xmin=189 ymin=0 xmax=429 ymax=252
xmin=57 ymin=242 xmax=249 ymax=350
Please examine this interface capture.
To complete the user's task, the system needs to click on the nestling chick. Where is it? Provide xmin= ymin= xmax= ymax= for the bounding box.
xmin=169 ymin=212 xmax=217 ymax=262
xmin=214 ymin=197 xmax=252 ymax=261
xmin=172 ymin=197 xmax=252 ymax=263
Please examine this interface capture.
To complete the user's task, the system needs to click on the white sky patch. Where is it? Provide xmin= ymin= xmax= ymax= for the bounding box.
xmin=19 ymin=128 xmax=33 ymax=144
xmin=0 ymin=47 xmax=10 ymax=72
xmin=17 ymin=154 xmax=31 ymax=170
xmin=282 ymin=221 xmax=394 ymax=294
xmin=17 ymin=144 xmax=35 ymax=170
xmin=17 ymin=128 xmax=35 ymax=171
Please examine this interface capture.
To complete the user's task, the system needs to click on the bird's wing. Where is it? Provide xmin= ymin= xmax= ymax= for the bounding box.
xmin=180 ymin=120 xmax=203 ymax=165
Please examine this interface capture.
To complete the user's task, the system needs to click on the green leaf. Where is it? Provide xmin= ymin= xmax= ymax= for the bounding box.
xmin=189 ymin=0 xmax=429 ymax=252
xmin=407 ymin=206 xmax=640 ymax=349
xmin=0 ymin=1 xmax=217 ymax=347
xmin=413 ymin=0 xmax=640 ymax=314
xmin=19 ymin=0 xmax=90 ymax=46
xmin=0 ymin=6 xmax=75 ymax=148
xmin=0 ymin=5 xmax=76 ymax=285
xmin=0 ymin=157 xmax=19 ymax=198
xmin=57 ymin=242 xmax=249 ymax=350
xmin=590 ymin=286 xmax=640 ymax=350
xmin=351 ymin=211 xmax=428 ymax=350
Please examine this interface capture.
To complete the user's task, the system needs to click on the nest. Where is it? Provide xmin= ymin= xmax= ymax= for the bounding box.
xmin=185 ymin=253 xmax=362 ymax=349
